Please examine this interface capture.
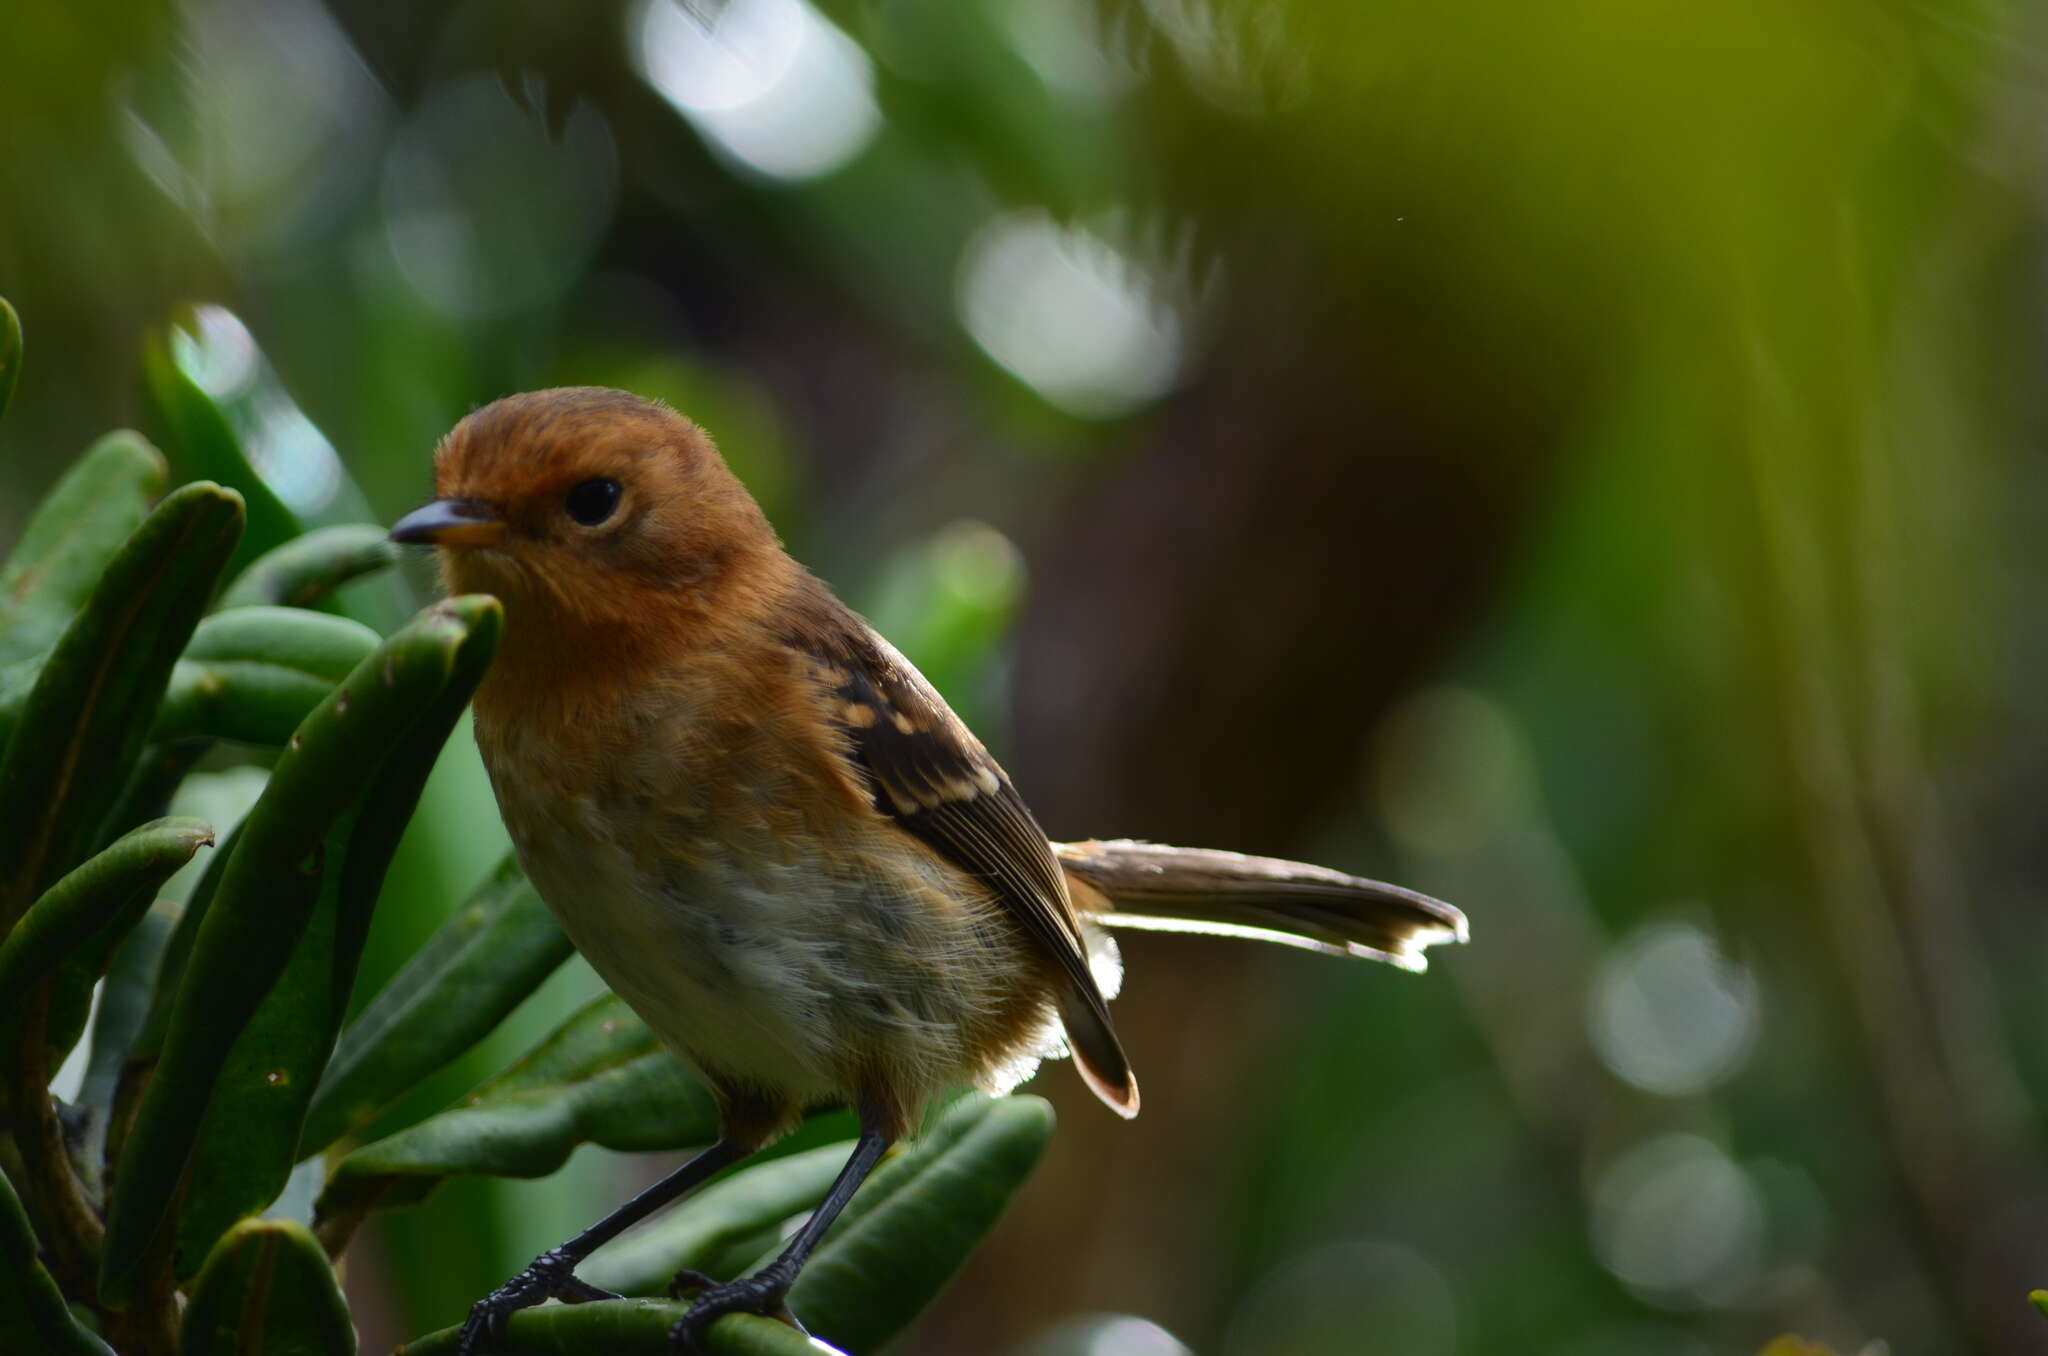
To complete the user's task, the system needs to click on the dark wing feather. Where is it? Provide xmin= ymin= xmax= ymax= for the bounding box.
xmin=789 ymin=606 xmax=1137 ymax=1116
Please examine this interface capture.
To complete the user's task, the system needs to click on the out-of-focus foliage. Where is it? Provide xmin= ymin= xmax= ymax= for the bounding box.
xmin=3 ymin=0 xmax=2046 ymax=1352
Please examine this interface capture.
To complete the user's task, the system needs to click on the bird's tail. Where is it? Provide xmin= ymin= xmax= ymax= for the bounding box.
xmin=1055 ymin=839 xmax=1467 ymax=972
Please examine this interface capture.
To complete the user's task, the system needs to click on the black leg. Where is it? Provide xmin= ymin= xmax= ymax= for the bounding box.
xmin=668 ymin=1126 xmax=894 ymax=1354
xmin=457 ymin=1137 xmax=750 ymax=1356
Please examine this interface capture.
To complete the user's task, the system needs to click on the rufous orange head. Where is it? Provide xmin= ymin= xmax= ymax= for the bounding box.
xmin=392 ymin=388 xmax=786 ymax=659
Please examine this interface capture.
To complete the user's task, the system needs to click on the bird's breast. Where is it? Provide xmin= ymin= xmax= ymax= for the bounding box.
xmin=471 ymin=673 xmax=1043 ymax=1103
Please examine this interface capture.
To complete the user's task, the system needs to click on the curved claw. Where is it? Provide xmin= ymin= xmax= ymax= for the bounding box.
xmin=457 ymin=1248 xmax=620 ymax=1355
xmin=666 ymin=1271 xmax=806 ymax=1354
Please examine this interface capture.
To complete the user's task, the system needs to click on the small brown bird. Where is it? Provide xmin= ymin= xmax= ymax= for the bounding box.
xmin=390 ymin=388 xmax=1466 ymax=1355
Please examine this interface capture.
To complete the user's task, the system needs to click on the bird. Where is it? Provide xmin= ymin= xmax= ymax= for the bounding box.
xmin=388 ymin=387 xmax=1468 ymax=1355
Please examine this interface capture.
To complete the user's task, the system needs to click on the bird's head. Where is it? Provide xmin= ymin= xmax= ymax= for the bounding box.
xmin=391 ymin=387 xmax=786 ymax=682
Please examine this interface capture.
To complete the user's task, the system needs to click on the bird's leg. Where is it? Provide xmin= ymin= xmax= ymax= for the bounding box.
xmin=457 ymin=1137 xmax=750 ymax=1356
xmin=668 ymin=1124 xmax=894 ymax=1354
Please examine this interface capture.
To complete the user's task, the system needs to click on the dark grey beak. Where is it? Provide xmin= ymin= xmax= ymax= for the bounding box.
xmin=389 ymin=498 xmax=504 ymax=548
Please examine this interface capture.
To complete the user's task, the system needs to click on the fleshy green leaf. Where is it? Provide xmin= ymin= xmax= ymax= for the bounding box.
xmin=314 ymin=995 xmax=719 ymax=1234
xmin=303 ymin=855 xmax=572 ymax=1156
xmin=395 ymin=1301 xmax=836 ymax=1356
xmin=174 ymin=597 xmax=502 ymax=1276
xmin=781 ymin=1094 xmax=1054 ymax=1353
xmin=0 ymin=608 xmax=379 ymax=760
xmin=142 ymin=329 xmax=300 ymax=578
xmin=100 ymin=597 xmax=502 ymax=1306
xmin=0 ymin=431 xmax=168 ymax=666
xmin=0 ymin=482 xmax=243 ymax=944
xmin=80 ymin=902 xmax=180 ymax=1119
xmin=180 ymin=1219 xmax=356 ymax=1356
xmin=0 ymin=818 xmax=214 ymax=1084
xmin=216 ymin=525 xmax=400 ymax=611
xmin=152 ymin=607 xmax=381 ymax=746
xmin=0 ymin=1167 xmax=114 ymax=1356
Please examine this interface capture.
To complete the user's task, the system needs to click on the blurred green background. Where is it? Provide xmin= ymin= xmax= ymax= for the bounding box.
xmin=4 ymin=0 xmax=2045 ymax=1352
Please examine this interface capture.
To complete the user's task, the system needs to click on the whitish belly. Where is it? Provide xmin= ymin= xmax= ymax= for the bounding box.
xmin=493 ymin=772 xmax=1033 ymax=1106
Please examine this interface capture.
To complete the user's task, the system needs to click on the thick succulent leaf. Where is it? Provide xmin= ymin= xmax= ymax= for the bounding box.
xmin=314 ymin=994 xmax=719 ymax=1231
xmin=0 ymin=1167 xmax=114 ymax=1356
xmin=180 ymin=1219 xmax=356 ymax=1356
xmin=152 ymin=608 xmax=382 ymax=746
xmin=216 ymin=525 xmax=400 ymax=611
xmin=0 ymin=295 xmax=18 ymax=426
xmin=175 ymin=597 xmax=502 ymax=1276
xmin=0 ymin=482 xmax=243 ymax=943
xmin=781 ymin=1095 xmax=1054 ymax=1353
xmin=100 ymin=597 xmax=503 ymax=1306
xmin=0 ymin=431 xmax=167 ymax=666
xmin=80 ymin=902 xmax=180 ymax=1119
xmin=395 ymin=1301 xmax=837 ymax=1356
xmin=0 ymin=818 xmax=213 ymax=1083
xmin=122 ymin=820 xmax=239 ymax=1075
xmin=142 ymin=331 xmax=300 ymax=577
xmin=582 ymin=1144 xmax=852 ymax=1296
xmin=303 ymin=856 xmax=572 ymax=1155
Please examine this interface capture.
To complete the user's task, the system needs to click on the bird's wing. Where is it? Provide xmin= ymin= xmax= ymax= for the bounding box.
xmin=789 ymin=605 xmax=1137 ymax=1116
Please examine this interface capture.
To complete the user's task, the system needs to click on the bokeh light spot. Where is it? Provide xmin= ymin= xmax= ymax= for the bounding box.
xmin=633 ymin=0 xmax=880 ymax=182
xmin=170 ymin=304 xmax=260 ymax=400
xmin=170 ymin=306 xmax=344 ymax=516
xmin=1589 ymin=920 xmax=1760 ymax=1097
xmin=1000 ymin=0 xmax=1145 ymax=108
xmin=1591 ymin=1133 xmax=1766 ymax=1307
xmin=957 ymin=210 xmax=1188 ymax=419
xmin=1017 ymin=1315 xmax=1191 ymax=1356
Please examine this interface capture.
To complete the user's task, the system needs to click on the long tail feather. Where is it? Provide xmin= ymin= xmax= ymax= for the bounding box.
xmin=1055 ymin=839 xmax=1467 ymax=972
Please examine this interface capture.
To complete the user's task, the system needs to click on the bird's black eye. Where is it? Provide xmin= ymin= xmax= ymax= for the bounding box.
xmin=564 ymin=477 xmax=622 ymax=526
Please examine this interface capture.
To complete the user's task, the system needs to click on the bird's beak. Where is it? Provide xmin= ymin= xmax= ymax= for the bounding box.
xmin=389 ymin=498 xmax=505 ymax=548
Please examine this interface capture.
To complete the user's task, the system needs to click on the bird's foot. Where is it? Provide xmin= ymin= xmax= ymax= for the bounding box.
xmin=667 ymin=1268 xmax=807 ymax=1353
xmin=666 ymin=1267 xmax=720 ymax=1299
xmin=457 ymin=1248 xmax=620 ymax=1355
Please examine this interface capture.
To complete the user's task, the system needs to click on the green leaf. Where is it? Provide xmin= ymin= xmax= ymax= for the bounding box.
xmin=394 ymin=1301 xmax=835 ymax=1356
xmin=314 ymin=995 xmax=719 ymax=1232
xmin=582 ymin=1144 xmax=851 ymax=1297
xmin=123 ymin=822 xmax=240 ymax=1075
xmin=152 ymin=608 xmax=382 ymax=746
xmin=0 ymin=296 xmax=19 ymax=427
xmin=782 ymin=1095 xmax=1054 ymax=1353
xmin=216 ymin=525 xmax=400 ymax=611
xmin=302 ymin=856 xmax=572 ymax=1156
xmin=0 ymin=818 xmax=214 ymax=1084
xmin=80 ymin=902 xmax=180 ymax=1119
xmin=0 ymin=1167 xmax=114 ymax=1356
xmin=0 ymin=481 xmax=243 ymax=944
xmin=0 ymin=431 xmax=168 ymax=666
xmin=143 ymin=329 xmax=300 ymax=578
xmin=180 ymin=1219 xmax=356 ymax=1356
xmin=175 ymin=597 xmax=503 ymax=1276
xmin=0 ymin=608 xmax=380 ymax=758
xmin=99 ymin=597 xmax=502 ymax=1306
